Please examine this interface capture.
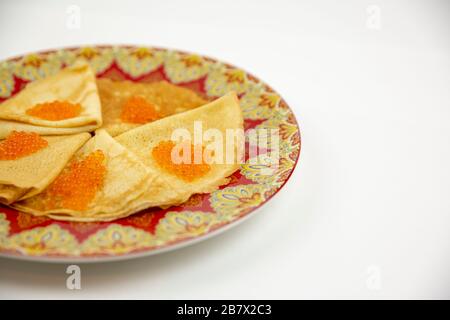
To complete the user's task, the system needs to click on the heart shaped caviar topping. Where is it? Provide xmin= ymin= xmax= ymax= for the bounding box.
xmin=152 ymin=140 xmax=210 ymax=182
xmin=0 ymin=131 xmax=48 ymax=160
xmin=46 ymin=150 xmax=106 ymax=210
xmin=26 ymin=101 xmax=82 ymax=121
xmin=120 ymin=96 xmax=160 ymax=124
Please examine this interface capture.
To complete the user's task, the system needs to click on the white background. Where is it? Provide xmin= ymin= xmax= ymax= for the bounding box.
xmin=0 ymin=0 xmax=449 ymax=299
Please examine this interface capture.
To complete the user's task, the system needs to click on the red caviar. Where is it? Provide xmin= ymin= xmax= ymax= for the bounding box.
xmin=120 ymin=96 xmax=160 ymax=124
xmin=26 ymin=101 xmax=82 ymax=121
xmin=46 ymin=150 xmax=106 ymax=210
xmin=0 ymin=131 xmax=48 ymax=160
xmin=152 ymin=140 xmax=210 ymax=182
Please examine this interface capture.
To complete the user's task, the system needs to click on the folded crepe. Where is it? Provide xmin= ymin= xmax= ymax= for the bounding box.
xmin=97 ymin=78 xmax=207 ymax=136
xmin=12 ymin=130 xmax=167 ymax=221
xmin=115 ymin=92 xmax=244 ymax=210
xmin=0 ymin=62 xmax=102 ymax=139
xmin=0 ymin=132 xmax=90 ymax=204
xmin=10 ymin=93 xmax=243 ymax=222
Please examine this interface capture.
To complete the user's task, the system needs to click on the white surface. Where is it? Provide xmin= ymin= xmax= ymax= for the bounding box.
xmin=0 ymin=0 xmax=449 ymax=299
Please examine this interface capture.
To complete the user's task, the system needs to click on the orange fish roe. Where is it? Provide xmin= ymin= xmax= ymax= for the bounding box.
xmin=0 ymin=131 xmax=48 ymax=160
xmin=152 ymin=140 xmax=210 ymax=182
xmin=120 ymin=96 xmax=160 ymax=124
xmin=26 ymin=101 xmax=82 ymax=121
xmin=46 ymin=150 xmax=106 ymax=211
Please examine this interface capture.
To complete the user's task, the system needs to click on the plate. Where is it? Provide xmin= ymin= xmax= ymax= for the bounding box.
xmin=0 ymin=45 xmax=301 ymax=262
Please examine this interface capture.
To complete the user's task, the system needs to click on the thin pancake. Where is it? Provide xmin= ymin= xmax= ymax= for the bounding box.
xmin=97 ymin=78 xmax=208 ymax=136
xmin=0 ymin=62 xmax=102 ymax=138
xmin=115 ymin=92 xmax=244 ymax=208
xmin=12 ymin=130 xmax=166 ymax=221
xmin=0 ymin=132 xmax=90 ymax=204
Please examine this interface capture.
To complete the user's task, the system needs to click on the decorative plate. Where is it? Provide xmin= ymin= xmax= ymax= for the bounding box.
xmin=0 ymin=46 xmax=300 ymax=262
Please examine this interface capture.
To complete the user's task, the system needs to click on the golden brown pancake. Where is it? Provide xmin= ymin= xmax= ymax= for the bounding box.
xmin=97 ymin=78 xmax=208 ymax=136
xmin=0 ymin=132 xmax=90 ymax=204
xmin=115 ymin=92 xmax=244 ymax=209
xmin=0 ymin=62 xmax=102 ymax=139
xmin=12 ymin=130 xmax=167 ymax=221
xmin=7 ymin=93 xmax=242 ymax=222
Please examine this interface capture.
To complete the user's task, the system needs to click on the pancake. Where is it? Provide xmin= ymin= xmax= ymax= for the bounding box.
xmin=115 ymin=92 xmax=244 ymax=209
xmin=12 ymin=130 xmax=168 ymax=221
xmin=97 ymin=78 xmax=208 ymax=136
xmin=63 ymin=92 xmax=244 ymax=220
xmin=0 ymin=132 xmax=90 ymax=204
xmin=0 ymin=62 xmax=102 ymax=139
